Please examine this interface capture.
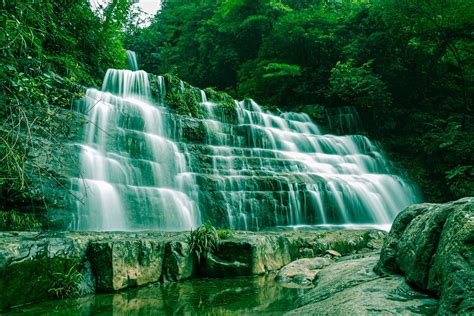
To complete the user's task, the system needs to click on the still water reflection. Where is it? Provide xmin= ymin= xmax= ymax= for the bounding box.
xmin=6 ymin=274 xmax=307 ymax=315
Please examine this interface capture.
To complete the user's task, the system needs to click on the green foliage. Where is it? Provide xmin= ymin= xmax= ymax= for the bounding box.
xmin=263 ymin=63 xmax=301 ymax=78
xmin=1 ymin=0 xmax=132 ymax=217
xmin=0 ymin=210 xmax=42 ymax=231
xmin=204 ymin=87 xmax=237 ymax=115
xmin=163 ymin=74 xmax=204 ymax=118
xmin=48 ymin=264 xmax=85 ymax=299
xmin=329 ymin=59 xmax=391 ymax=109
xmin=166 ymin=89 xmax=203 ymax=118
xmin=446 ymin=166 xmax=473 ymax=198
xmin=187 ymin=223 xmax=221 ymax=263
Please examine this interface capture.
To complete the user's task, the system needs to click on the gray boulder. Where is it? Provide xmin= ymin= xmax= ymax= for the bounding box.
xmin=375 ymin=197 xmax=474 ymax=314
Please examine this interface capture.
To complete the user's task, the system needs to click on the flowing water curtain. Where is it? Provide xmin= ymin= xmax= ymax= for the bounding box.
xmin=71 ymin=51 xmax=419 ymax=231
xmin=71 ymin=53 xmax=200 ymax=231
xmin=192 ymin=92 xmax=420 ymax=230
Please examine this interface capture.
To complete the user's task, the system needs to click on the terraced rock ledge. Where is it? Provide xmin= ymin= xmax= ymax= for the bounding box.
xmin=0 ymin=229 xmax=381 ymax=311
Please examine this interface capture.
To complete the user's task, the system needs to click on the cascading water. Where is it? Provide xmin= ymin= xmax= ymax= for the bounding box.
xmin=194 ymin=95 xmax=419 ymax=231
xmin=71 ymin=51 xmax=419 ymax=231
xmin=125 ymin=50 xmax=139 ymax=71
xmin=71 ymin=52 xmax=199 ymax=231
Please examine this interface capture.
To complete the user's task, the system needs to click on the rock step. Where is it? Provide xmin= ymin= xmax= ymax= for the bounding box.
xmin=192 ymin=173 xmax=322 ymax=192
xmin=179 ymin=142 xmax=378 ymax=158
xmin=184 ymin=154 xmax=388 ymax=175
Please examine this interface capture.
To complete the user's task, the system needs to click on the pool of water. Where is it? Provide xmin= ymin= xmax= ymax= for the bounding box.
xmin=5 ymin=274 xmax=308 ymax=315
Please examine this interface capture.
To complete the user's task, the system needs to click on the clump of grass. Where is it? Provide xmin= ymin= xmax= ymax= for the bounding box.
xmin=187 ymin=222 xmax=220 ymax=263
xmin=0 ymin=210 xmax=42 ymax=231
xmin=48 ymin=264 xmax=84 ymax=299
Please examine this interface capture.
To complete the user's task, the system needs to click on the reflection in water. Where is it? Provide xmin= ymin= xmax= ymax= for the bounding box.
xmin=5 ymin=274 xmax=307 ymax=315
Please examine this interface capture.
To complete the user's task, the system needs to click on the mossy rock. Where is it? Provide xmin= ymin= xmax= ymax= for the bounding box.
xmin=162 ymin=74 xmax=204 ymax=118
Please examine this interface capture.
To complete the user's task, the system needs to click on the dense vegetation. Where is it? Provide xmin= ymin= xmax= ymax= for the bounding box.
xmin=126 ymin=0 xmax=473 ymax=202
xmin=0 ymin=0 xmax=131 ymax=223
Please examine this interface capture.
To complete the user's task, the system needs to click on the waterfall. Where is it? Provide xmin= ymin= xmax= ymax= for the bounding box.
xmin=195 ymin=98 xmax=419 ymax=230
xmin=126 ymin=50 xmax=139 ymax=71
xmin=325 ymin=106 xmax=363 ymax=134
xmin=71 ymin=68 xmax=200 ymax=231
xmin=71 ymin=55 xmax=420 ymax=231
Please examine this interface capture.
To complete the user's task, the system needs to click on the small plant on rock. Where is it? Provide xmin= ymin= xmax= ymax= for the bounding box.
xmin=48 ymin=264 xmax=84 ymax=299
xmin=187 ymin=222 xmax=220 ymax=263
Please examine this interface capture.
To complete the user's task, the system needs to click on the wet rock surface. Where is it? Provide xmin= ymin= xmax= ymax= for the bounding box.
xmin=7 ymin=198 xmax=471 ymax=316
xmin=376 ymin=197 xmax=473 ymax=314
xmin=276 ymin=257 xmax=333 ymax=287
xmin=287 ymin=255 xmax=438 ymax=315
xmin=286 ymin=199 xmax=473 ymax=315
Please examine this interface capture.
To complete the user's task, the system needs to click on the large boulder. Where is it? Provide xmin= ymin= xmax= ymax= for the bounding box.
xmin=427 ymin=200 xmax=474 ymax=314
xmin=162 ymin=241 xmax=195 ymax=282
xmin=201 ymin=234 xmax=293 ymax=277
xmin=375 ymin=197 xmax=474 ymax=314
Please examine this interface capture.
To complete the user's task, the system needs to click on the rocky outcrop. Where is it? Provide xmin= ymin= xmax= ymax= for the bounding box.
xmin=0 ymin=232 xmax=180 ymax=310
xmin=87 ymin=238 xmax=167 ymax=291
xmin=375 ymin=197 xmax=473 ymax=314
xmin=162 ymin=241 xmax=196 ymax=282
xmin=0 ymin=232 xmax=93 ymax=310
xmin=0 ymin=229 xmax=384 ymax=311
xmin=286 ymin=199 xmax=473 ymax=315
xmin=287 ymin=255 xmax=438 ymax=315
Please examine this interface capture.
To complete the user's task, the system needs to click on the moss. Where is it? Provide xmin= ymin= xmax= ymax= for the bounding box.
xmin=204 ymin=88 xmax=235 ymax=109
xmin=163 ymin=73 xmax=182 ymax=89
xmin=204 ymin=87 xmax=238 ymax=123
xmin=180 ymin=119 xmax=207 ymax=143
xmin=166 ymin=89 xmax=203 ymax=117
xmin=163 ymin=74 xmax=204 ymax=118
xmin=217 ymin=228 xmax=234 ymax=240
